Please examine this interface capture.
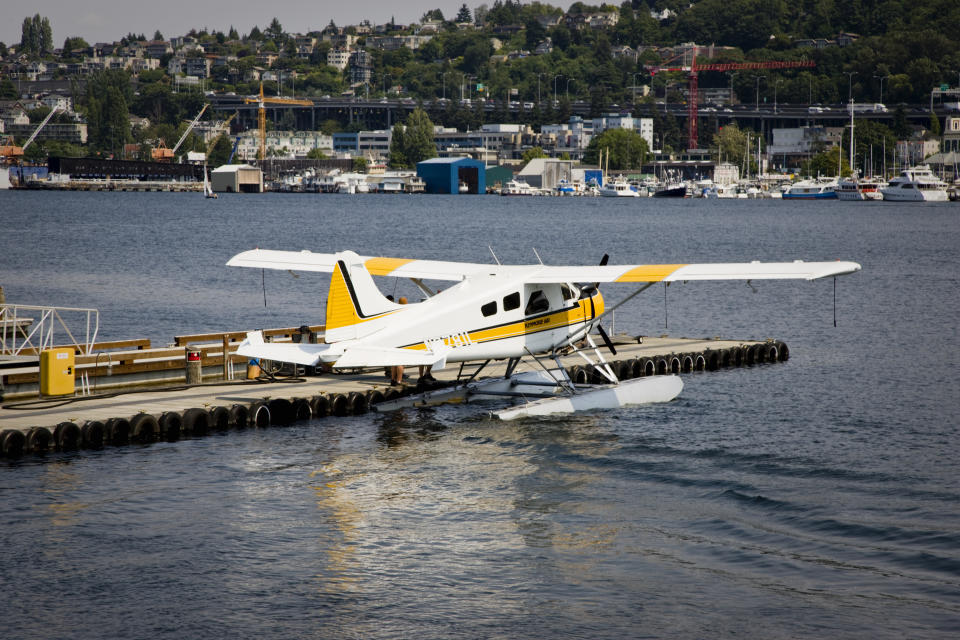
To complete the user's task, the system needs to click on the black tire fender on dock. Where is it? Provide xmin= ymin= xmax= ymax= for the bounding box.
xmin=382 ymin=388 xmax=401 ymax=402
xmin=348 ymin=392 xmax=368 ymax=415
xmin=705 ymin=351 xmax=719 ymax=371
xmin=731 ymin=347 xmax=744 ymax=367
xmin=330 ymin=394 xmax=349 ymax=417
xmin=655 ymin=357 xmax=669 ymax=375
xmin=248 ymin=401 xmax=271 ymax=427
xmin=181 ymin=408 xmax=210 ymax=436
xmin=129 ymin=414 xmax=158 ymax=443
xmin=695 ymin=354 xmax=707 ymax=371
xmin=158 ymin=412 xmax=182 ymax=441
xmin=1 ymin=429 xmax=26 ymax=457
xmin=754 ymin=344 xmax=767 ymax=364
xmin=617 ymin=360 xmax=633 ymax=380
xmin=775 ymin=341 xmax=789 ymax=362
xmin=668 ymin=354 xmax=682 ymax=374
xmin=81 ymin=421 xmax=105 ymax=448
xmin=680 ymin=354 xmax=694 ymax=373
xmin=742 ymin=345 xmax=756 ymax=366
xmin=309 ymin=395 xmax=329 ymax=418
xmin=267 ymin=399 xmax=294 ymax=426
xmin=639 ymin=357 xmax=655 ymax=377
xmin=209 ymin=406 xmax=230 ymax=431
xmin=568 ymin=365 xmax=589 ymax=385
xmin=105 ymin=418 xmax=131 ymax=445
xmin=228 ymin=404 xmax=249 ymax=429
xmin=291 ymin=398 xmax=313 ymax=422
xmin=26 ymin=427 xmax=52 ymax=454
xmin=54 ymin=421 xmax=81 ymax=450
xmin=366 ymin=390 xmax=385 ymax=408
xmin=764 ymin=343 xmax=779 ymax=363
xmin=628 ymin=358 xmax=642 ymax=379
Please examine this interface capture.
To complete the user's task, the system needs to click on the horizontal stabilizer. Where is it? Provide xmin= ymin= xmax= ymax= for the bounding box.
xmin=236 ymin=331 xmax=333 ymax=366
xmin=333 ymin=345 xmax=447 ymax=369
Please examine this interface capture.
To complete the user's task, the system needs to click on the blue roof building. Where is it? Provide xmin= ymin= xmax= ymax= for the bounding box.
xmin=416 ymin=157 xmax=486 ymax=194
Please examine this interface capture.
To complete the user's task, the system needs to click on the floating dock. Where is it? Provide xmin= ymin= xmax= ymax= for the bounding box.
xmin=0 ymin=334 xmax=788 ymax=458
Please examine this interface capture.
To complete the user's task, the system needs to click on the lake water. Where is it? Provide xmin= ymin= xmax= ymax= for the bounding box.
xmin=1 ymin=191 xmax=959 ymax=638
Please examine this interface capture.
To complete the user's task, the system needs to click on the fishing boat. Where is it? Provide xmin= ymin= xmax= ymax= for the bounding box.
xmin=879 ymin=166 xmax=948 ymax=202
xmin=598 ymin=177 xmax=639 ymax=197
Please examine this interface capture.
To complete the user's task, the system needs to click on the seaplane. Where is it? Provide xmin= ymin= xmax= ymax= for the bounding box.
xmin=227 ymin=249 xmax=860 ymax=420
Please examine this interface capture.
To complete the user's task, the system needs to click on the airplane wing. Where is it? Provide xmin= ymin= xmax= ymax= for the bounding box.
xmin=227 ymin=249 xmax=860 ymax=283
xmin=227 ymin=249 xmax=493 ymax=281
xmin=524 ymin=260 xmax=862 ymax=283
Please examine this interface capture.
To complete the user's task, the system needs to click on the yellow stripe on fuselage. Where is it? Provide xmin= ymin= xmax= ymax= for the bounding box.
xmin=614 ymin=264 xmax=688 ymax=282
xmin=364 ymin=257 xmax=415 ymax=276
xmin=404 ymin=292 xmax=603 ymax=350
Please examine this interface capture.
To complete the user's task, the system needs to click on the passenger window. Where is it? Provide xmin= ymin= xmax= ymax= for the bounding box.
xmin=560 ymin=284 xmax=576 ymax=301
xmin=525 ymin=290 xmax=549 ymax=315
xmin=503 ymin=291 xmax=520 ymax=311
xmin=481 ymin=301 xmax=497 ymax=317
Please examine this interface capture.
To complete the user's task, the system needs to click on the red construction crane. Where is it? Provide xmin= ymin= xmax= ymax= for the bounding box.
xmin=648 ymin=53 xmax=815 ymax=150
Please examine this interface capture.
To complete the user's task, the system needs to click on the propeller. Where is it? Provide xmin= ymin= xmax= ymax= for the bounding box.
xmin=579 ymin=254 xmax=616 ymax=355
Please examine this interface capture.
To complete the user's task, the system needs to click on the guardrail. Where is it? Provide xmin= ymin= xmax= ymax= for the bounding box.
xmin=0 ymin=304 xmax=99 ymax=356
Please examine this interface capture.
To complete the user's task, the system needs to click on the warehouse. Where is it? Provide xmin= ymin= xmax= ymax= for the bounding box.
xmin=416 ymin=157 xmax=485 ymax=194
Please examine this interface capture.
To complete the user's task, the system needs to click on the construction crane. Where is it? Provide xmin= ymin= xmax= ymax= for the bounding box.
xmin=244 ymin=83 xmax=311 ymax=161
xmin=648 ymin=54 xmax=815 ymax=149
xmin=205 ymin=111 xmax=237 ymax=155
xmin=1 ymin=106 xmax=61 ymax=161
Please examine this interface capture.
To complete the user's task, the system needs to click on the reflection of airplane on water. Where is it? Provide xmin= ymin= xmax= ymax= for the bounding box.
xmin=228 ymin=249 xmax=860 ymax=419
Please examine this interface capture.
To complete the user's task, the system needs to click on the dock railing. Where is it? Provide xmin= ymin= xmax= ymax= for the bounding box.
xmin=0 ymin=304 xmax=100 ymax=356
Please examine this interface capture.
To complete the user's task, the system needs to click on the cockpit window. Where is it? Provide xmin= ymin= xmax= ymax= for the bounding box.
xmin=560 ymin=284 xmax=577 ymax=301
xmin=525 ymin=290 xmax=549 ymax=315
xmin=503 ymin=291 xmax=520 ymax=311
xmin=481 ymin=301 xmax=497 ymax=317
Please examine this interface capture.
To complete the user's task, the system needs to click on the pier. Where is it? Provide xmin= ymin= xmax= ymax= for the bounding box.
xmin=0 ymin=331 xmax=788 ymax=457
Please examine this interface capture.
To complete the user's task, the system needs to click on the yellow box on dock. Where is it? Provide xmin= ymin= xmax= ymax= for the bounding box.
xmin=40 ymin=348 xmax=75 ymax=396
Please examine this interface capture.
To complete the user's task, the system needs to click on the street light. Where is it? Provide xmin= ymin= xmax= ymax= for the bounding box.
xmin=873 ymin=74 xmax=888 ymax=104
xmin=755 ymin=75 xmax=766 ymax=111
xmin=845 ymin=71 xmax=856 ymax=102
xmin=537 ymin=72 xmax=544 ymax=105
xmin=726 ymin=72 xmax=736 ymax=105
xmin=553 ymin=74 xmax=562 ymax=103
xmin=632 ymin=72 xmax=643 ymax=105
xmin=565 ymin=77 xmax=571 ymax=101
xmin=441 ymin=71 xmax=449 ymax=100
xmin=774 ymin=78 xmax=781 ymax=113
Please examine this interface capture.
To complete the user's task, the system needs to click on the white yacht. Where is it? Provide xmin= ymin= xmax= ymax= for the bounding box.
xmin=879 ymin=166 xmax=948 ymax=202
xmin=501 ymin=179 xmax=534 ymax=196
xmin=836 ymin=174 xmax=884 ymax=201
xmin=598 ymin=177 xmax=639 ymax=197
xmin=782 ymin=178 xmax=838 ymax=200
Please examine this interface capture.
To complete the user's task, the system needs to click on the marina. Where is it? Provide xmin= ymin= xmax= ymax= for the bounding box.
xmin=1 ymin=191 xmax=957 ymax=639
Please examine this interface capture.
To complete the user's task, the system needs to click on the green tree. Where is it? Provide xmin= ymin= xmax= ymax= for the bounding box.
xmin=403 ymin=108 xmax=437 ymax=164
xmin=583 ymin=128 xmax=650 ymax=169
xmin=352 ymin=156 xmax=368 ymax=172
xmin=455 ymin=4 xmax=472 ymax=23
xmin=388 ymin=122 xmax=408 ymax=168
xmin=806 ymin=146 xmax=852 ymax=178
xmin=208 ymin=134 xmax=233 ymax=166
xmin=0 ymin=77 xmax=17 ymax=99
xmin=306 ymin=147 xmax=327 ymax=159
xmin=521 ymin=146 xmax=548 ymax=166
xmin=153 ymin=30 xmax=164 ymax=41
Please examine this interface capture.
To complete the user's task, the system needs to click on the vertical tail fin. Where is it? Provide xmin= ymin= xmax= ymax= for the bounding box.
xmin=325 ymin=251 xmax=400 ymax=342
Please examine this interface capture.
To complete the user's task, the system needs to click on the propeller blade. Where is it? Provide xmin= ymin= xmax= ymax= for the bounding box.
xmin=599 ymin=254 xmax=609 ymax=267
xmin=597 ymin=323 xmax=617 ymax=356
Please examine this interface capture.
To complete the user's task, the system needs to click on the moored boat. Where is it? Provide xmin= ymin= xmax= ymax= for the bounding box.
xmin=782 ymin=178 xmax=838 ymax=199
xmin=878 ymin=165 xmax=948 ymax=202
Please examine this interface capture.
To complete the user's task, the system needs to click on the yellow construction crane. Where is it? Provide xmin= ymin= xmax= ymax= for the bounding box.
xmin=206 ymin=111 xmax=238 ymax=155
xmin=244 ymin=83 xmax=311 ymax=161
